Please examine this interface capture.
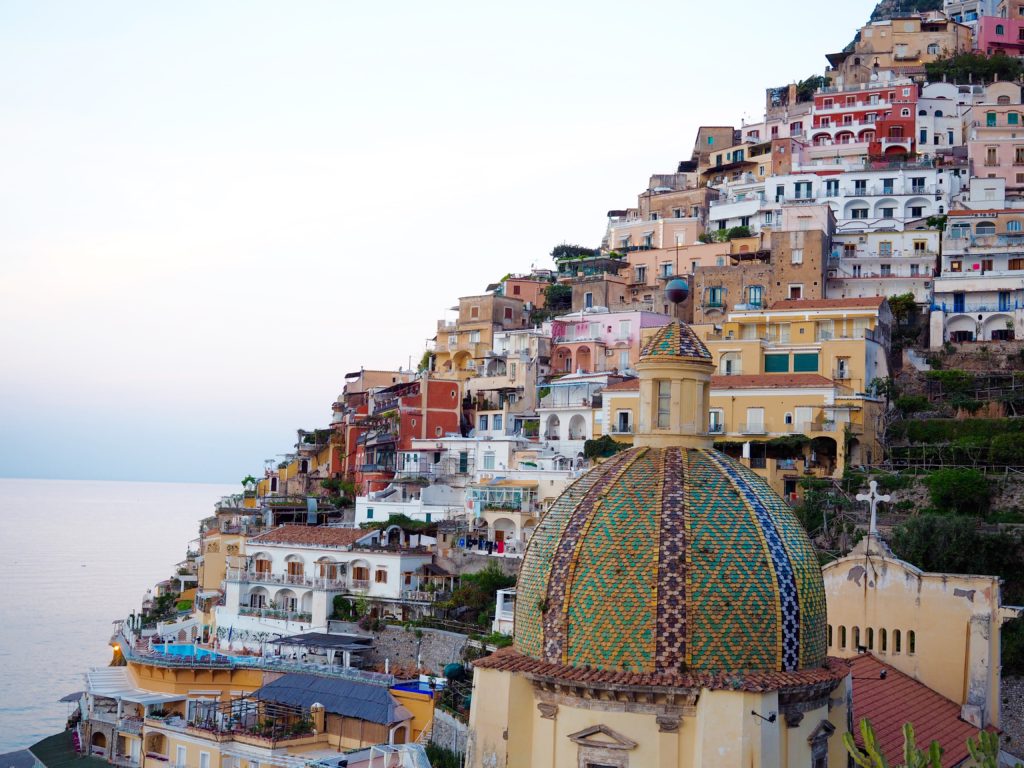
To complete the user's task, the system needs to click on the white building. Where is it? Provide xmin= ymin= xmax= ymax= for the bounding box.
xmin=930 ymin=209 xmax=1024 ymax=347
xmin=829 ymin=230 xmax=941 ymax=305
xmin=767 ymin=163 xmax=962 ymax=232
xmin=220 ymin=525 xmax=436 ymax=637
xmin=917 ymin=82 xmax=971 ymax=152
xmin=536 ymin=371 xmax=619 ymax=462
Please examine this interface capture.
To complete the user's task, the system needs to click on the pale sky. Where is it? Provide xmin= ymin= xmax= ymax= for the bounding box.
xmin=0 ymin=1 xmax=873 ymax=483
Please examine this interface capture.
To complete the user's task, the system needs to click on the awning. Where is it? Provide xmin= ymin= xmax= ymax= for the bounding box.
xmin=86 ymin=668 xmax=187 ymax=706
xmin=197 ymin=590 xmax=222 ymax=599
xmin=253 ymin=673 xmax=408 ymax=725
xmin=59 ymin=691 xmax=84 ymax=702
xmin=267 ymin=631 xmax=374 ymax=652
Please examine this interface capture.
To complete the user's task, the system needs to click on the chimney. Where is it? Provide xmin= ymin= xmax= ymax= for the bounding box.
xmin=788 ymin=83 xmax=798 ymax=104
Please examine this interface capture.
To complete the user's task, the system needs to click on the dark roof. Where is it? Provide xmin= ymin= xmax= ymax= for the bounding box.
xmin=474 ymin=647 xmax=850 ymax=693
xmin=850 ymin=655 xmax=981 ymax=768
xmin=268 ymin=632 xmax=373 ymax=651
xmin=29 ymin=733 xmax=109 ymax=768
xmin=0 ymin=750 xmax=37 ymax=768
xmin=254 ymin=673 xmax=406 ymax=725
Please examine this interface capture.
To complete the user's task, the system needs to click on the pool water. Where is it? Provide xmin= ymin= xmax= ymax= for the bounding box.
xmin=391 ymin=680 xmax=444 ymax=695
xmin=159 ymin=643 xmax=225 ymax=660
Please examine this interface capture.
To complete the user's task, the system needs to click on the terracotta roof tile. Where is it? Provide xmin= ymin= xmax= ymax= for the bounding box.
xmin=473 ymin=647 xmax=850 ymax=693
xmin=768 ymin=297 xmax=885 ymax=310
xmin=850 ymin=655 xmax=981 ymax=768
xmin=249 ymin=525 xmax=366 ymax=548
xmin=711 ymin=374 xmax=838 ymax=389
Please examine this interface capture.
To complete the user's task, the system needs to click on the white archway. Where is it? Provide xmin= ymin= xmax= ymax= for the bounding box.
xmin=568 ymin=414 xmax=587 ymax=440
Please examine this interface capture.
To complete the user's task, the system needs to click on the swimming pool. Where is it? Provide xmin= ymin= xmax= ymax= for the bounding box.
xmin=158 ymin=643 xmax=226 ymax=661
xmin=391 ymin=679 xmax=444 ymax=695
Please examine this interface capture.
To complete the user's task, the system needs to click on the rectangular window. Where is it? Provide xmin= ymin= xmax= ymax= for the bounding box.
xmin=493 ymin=414 xmax=503 ymax=431
xmin=661 ymin=263 xmax=674 ymax=278
xmin=1010 ymin=258 xmax=1024 ymax=270
xmin=791 ymin=248 xmax=803 ymax=264
xmin=788 ymin=284 xmax=803 ymax=299
xmin=1016 ymin=147 xmax=1024 ymax=165
xmin=584 ymin=292 xmax=593 ymax=308
xmin=469 ymin=330 xmax=481 ymax=343
xmin=879 ymin=241 xmax=892 ymax=256
xmin=765 ymin=354 xmax=790 ymax=373
xmin=458 ymin=452 xmax=469 ymax=473
xmin=657 ymin=381 xmax=671 ymax=429
xmin=478 ymin=415 xmax=489 ymax=431
xmin=825 ymin=179 xmax=839 ymax=196
xmin=635 ymin=266 xmax=647 ymax=283
xmin=950 ymin=260 xmax=963 ymax=272
xmin=1012 ymin=113 xmax=1021 ymax=125
xmin=483 ymin=452 xmax=495 ymax=470
xmin=176 ymin=747 xmax=186 ymax=767
xmin=987 ymin=147 xmax=998 ymax=166
xmin=199 ymin=754 xmax=210 ymax=768
xmin=910 ymin=206 xmax=924 ymax=217
xmin=706 ymin=286 xmax=724 ymax=307
xmin=775 ymin=185 xmax=784 ymax=202
xmin=852 ymin=208 xmax=868 ymax=219
xmin=790 ymin=354 xmax=823 ymax=372
xmin=366 ymin=508 xmax=373 ymax=520
xmin=880 ymin=263 xmax=892 ymax=276
xmin=982 ymin=259 xmax=994 ymax=272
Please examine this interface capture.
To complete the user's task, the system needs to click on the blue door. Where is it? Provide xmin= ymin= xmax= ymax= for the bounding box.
xmin=999 ymin=291 xmax=1012 ymax=312
xmin=953 ymin=292 xmax=966 ymax=313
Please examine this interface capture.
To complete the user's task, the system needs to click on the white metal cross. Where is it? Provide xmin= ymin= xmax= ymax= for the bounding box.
xmin=856 ymin=480 xmax=891 ymax=537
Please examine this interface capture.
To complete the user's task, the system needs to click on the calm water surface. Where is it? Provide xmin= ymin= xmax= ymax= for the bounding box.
xmin=0 ymin=478 xmax=234 ymax=752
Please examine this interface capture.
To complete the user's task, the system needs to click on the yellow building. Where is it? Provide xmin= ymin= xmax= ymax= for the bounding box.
xmin=467 ymin=322 xmax=851 ymax=768
xmin=433 ymin=294 xmax=531 ymax=379
xmin=693 ymin=297 xmax=890 ymax=497
xmin=824 ymin=532 xmax=1022 ymax=731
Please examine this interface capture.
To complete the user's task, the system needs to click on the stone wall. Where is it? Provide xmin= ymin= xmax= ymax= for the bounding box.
xmin=430 ymin=707 xmax=469 ymax=756
xmin=327 ymin=621 xmax=469 ymax=676
xmin=436 ymin=551 xmax=522 ymax=578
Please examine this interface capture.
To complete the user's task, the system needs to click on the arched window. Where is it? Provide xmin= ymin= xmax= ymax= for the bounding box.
xmin=998 ymin=95 xmax=1011 ymax=105
xmin=828 ymin=624 xmax=834 ymax=647
xmin=977 ymin=221 xmax=997 ymax=235
xmin=894 ymin=629 xmax=902 ymax=654
xmin=1009 ymin=220 xmax=1023 ymax=232
xmin=935 ymin=109 xmax=944 ymax=117
xmin=918 ymin=109 xmax=927 ymax=116
xmin=880 ymin=628 xmax=888 ymax=653
xmin=785 ymin=412 xmax=794 ymax=425
xmin=853 ymin=626 xmax=861 ymax=649
xmin=840 ymin=626 xmax=847 ymax=649
xmin=928 ymin=43 xmax=940 ymax=54
xmin=909 ymin=630 xmax=917 ymax=654
xmin=997 ymin=24 xmax=1006 ymax=35
xmin=867 ymin=627 xmax=875 ymax=650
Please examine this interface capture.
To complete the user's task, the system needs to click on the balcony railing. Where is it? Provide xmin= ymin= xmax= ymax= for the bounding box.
xmin=239 ymin=607 xmax=313 ymax=622
xmin=709 ymin=423 xmax=725 ymax=434
xmin=932 ymin=302 xmax=1022 ymax=313
xmin=360 ymin=463 xmax=395 ymax=474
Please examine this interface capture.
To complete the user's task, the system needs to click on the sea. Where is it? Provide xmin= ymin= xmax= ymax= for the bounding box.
xmin=0 ymin=478 xmax=235 ymax=753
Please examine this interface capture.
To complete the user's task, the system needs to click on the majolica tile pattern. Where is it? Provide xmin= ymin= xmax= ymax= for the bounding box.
xmin=640 ymin=321 xmax=713 ymax=360
xmin=514 ymin=446 xmax=828 ymax=675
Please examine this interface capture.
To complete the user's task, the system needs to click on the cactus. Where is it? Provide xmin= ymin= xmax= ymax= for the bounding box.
xmin=844 ymin=720 xmax=943 ymax=768
xmin=966 ymin=730 xmax=1022 ymax=768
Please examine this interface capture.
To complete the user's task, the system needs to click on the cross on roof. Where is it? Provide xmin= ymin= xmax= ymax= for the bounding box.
xmin=856 ymin=480 xmax=891 ymax=537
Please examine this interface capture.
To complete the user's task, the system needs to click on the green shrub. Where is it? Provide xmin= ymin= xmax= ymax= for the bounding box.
xmin=925 ymin=369 xmax=974 ymax=395
xmin=874 ymin=473 xmax=913 ymax=492
xmin=891 ymin=516 xmax=1017 ymax=577
xmin=584 ymin=434 xmax=629 ymax=460
xmin=991 ymin=433 xmax=1024 ymax=465
xmin=923 ymin=468 xmax=990 ymax=516
xmin=175 ymin=600 xmax=193 ymax=612
xmin=895 ymin=395 xmax=930 ymax=415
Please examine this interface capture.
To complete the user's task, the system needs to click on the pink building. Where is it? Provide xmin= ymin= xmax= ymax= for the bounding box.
xmin=548 ymin=310 xmax=672 ymax=374
xmin=968 ymin=98 xmax=1024 ymax=195
xmin=976 ymin=15 xmax=1024 ymax=55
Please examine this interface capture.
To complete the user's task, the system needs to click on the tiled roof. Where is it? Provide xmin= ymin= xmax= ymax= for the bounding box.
xmin=249 ymin=525 xmax=366 ymax=548
xmin=513 ymin=446 xmax=828 ymax=677
xmin=711 ymin=374 xmax=837 ymax=389
xmin=640 ymin=321 xmax=713 ymax=360
xmin=603 ymin=379 xmax=640 ymax=392
xmin=850 ymin=654 xmax=981 ymax=768
xmin=474 ymin=646 xmax=850 ymax=693
xmin=769 ymin=297 xmax=885 ymax=310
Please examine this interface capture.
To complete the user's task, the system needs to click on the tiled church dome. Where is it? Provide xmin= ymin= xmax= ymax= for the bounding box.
xmin=513 ymin=445 xmax=828 ymax=675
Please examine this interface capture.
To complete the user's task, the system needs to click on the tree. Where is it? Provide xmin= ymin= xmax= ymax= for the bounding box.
xmin=888 ymin=293 xmax=917 ymax=327
xmin=922 ymin=468 xmax=990 ymax=516
xmin=796 ymin=74 xmax=830 ymax=102
xmin=550 ymin=243 xmax=596 ymax=261
xmin=583 ymin=435 xmax=630 ymax=460
xmin=544 ymin=283 xmax=572 ymax=311
xmin=417 ymin=349 xmax=432 ymax=373
xmin=241 ymin=475 xmax=257 ymax=488
xmin=924 ymin=51 xmax=1024 ymax=85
